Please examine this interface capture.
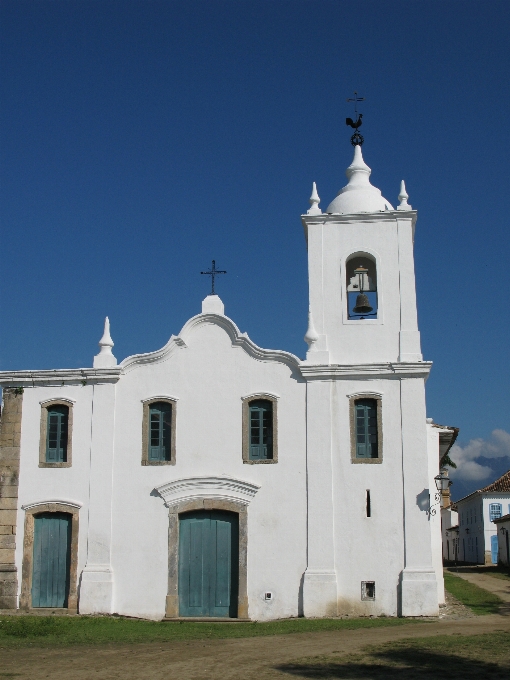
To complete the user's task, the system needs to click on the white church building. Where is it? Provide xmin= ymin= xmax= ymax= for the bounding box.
xmin=0 ymin=143 xmax=451 ymax=620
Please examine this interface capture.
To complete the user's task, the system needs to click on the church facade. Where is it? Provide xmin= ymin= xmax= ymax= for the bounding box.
xmin=0 ymin=145 xmax=448 ymax=620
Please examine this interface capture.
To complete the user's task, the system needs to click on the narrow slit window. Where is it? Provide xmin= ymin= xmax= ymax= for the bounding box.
xmin=46 ymin=405 xmax=68 ymax=462
xmin=149 ymin=402 xmax=172 ymax=462
xmin=366 ymin=490 xmax=371 ymax=517
xmin=249 ymin=400 xmax=273 ymax=460
xmin=355 ymin=399 xmax=378 ymax=458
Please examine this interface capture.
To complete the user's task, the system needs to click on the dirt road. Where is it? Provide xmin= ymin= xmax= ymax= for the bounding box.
xmin=447 ymin=567 xmax=510 ymax=606
xmin=1 ymin=614 xmax=509 ymax=680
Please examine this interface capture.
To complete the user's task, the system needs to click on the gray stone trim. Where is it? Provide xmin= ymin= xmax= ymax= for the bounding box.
xmin=349 ymin=393 xmax=383 ymax=464
xmin=0 ymin=388 xmax=23 ymax=608
xmin=300 ymin=363 xmax=432 ymax=380
xmin=20 ymin=502 xmax=80 ymax=612
xmin=39 ymin=400 xmax=73 ymax=468
xmin=241 ymin=394 xmax=278 ymax=464
xmin=165 ymin=498 xmax=248 ymax=619
xmin=141 ymin=398 xmax=177 ymax=466
xmin=0 ymin=368 xmax=121 ymax=387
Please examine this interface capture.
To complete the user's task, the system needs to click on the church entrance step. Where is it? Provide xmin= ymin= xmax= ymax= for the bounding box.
xmin=163 ymin=617 xmax=250 ymax=623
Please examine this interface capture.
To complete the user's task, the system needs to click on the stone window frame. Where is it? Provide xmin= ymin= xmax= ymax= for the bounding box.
xmin=20 ymin=501 xmax=80 ymax=612
xmin=39 ymin=398 xmax=74 ymax=468
xmin=241 ymin=393 xmax=278 ymax=464
xmin=165 ymin=498 xmax=248 ymax=619
xmin=141 ymin=396 xmax=177 ymax=466
xmin=349 ymin=392 xmax=383 ymax=464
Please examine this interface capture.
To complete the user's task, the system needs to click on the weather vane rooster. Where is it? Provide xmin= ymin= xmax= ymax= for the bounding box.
xmin=346 ymin=91 xmax=365 ymax=146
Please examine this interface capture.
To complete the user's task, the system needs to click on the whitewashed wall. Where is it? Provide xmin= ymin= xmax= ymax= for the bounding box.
xmin=496 ymin=517 xmax=510 ymax=566
xmin=7 ymin=147 xmax=444 ymax=620
xmin=426 ymin=424 xmax=445 ymax=605
xmin=15 ymin=384 xmax=93 ymax=599
xmin=13 ymin=311 xmax=308 ymax=621
xmin=111 ymin=315 xmax=307 ymax=620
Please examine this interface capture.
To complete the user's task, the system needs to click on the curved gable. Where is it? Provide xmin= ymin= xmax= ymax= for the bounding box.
xmin=120 ymin=312 xmax=301 ymax=372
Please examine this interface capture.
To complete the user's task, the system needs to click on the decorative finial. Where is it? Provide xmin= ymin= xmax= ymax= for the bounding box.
xmin=201 ymin=260 xmax=227 ymax=296
xmin=307 ymin=182 xmax=322 ymax=215
xmin=346 ymin=91 xmax=365 ymax=146
xmin=93 ymin=317 xmax=117 ymax=368
xmin=304 ymin=309 xmax=319 ymax=348
xmin=397 ymin=180 xmax=412 ymax=210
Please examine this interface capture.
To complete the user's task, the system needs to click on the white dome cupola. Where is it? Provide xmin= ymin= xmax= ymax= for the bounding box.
xmin=326 ymin=145 xmax=393 ymax=214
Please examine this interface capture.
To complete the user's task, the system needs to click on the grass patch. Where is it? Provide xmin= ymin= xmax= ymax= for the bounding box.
xmin=0 ymin=614 xmax=417 ymax=648
xmin=277 ymin=632 xmax=510 ymax=678
xmin=444 ymin=570 xmax=503 ymax=614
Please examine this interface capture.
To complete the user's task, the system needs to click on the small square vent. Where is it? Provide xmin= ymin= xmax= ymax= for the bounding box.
xmin=264 ymin=592 xmax=273 ymax=601
xmin=361 ymin=581 xmax=375 ymax=601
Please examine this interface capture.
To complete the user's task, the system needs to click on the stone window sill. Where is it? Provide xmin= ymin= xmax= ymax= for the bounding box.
xmin=39 ymin=462 xmax=71 ymax=468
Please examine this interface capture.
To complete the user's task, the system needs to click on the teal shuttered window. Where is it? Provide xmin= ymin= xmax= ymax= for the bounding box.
xmin=355 ymin=399 xmax=378 ymax=458
xmin=149 ymin=402 xmax=172 ymax=462
xmin=46 ymin=405 xmax=69 ymax=463
xmin=249 ymin=400 xmax=273 ymax=460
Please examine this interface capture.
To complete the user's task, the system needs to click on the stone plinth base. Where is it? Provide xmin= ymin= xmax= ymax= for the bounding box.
xmin=302 ymin=570 xmax=338 ymax=618
xmin=78 ymin=566 xmax=113 ymax=614
xmin=400 ymin=568 xmax=439 ymax=617
xmin=0 ymin=564 xmax=18 ymax=609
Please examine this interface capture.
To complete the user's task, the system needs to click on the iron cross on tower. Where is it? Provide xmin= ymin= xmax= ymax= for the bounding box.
xmin=346 ymin=91 xmax=365 ymax=146
xmin=201 ymin=260 xmax=227 ymax=295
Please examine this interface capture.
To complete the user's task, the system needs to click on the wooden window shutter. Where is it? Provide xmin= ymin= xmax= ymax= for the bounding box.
xmin=149 ymin=402 xmax=172 ymax=461
xmin=46 ymin=405 xmax=68 ymax=463
xmin=249 ymin=400 xmax=273 ymax=460
xmin=355 ymin=399 xmax=378 ymax=458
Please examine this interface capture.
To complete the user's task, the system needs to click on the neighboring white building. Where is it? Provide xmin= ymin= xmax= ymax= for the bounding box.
xmin=444 ymin=523 xmax=460 ymax=563
xmin=455 ymin=470 xmax=510 ymax=565
xmin=441 ymin=498 xmax=459 ymax=564
xmin=427 ymin=426 xmax=458 ymax=603
xmin=0 ymin=144 xmax=450 ymax=620
xmin=494 ymin=514 xmax=510 ymax=567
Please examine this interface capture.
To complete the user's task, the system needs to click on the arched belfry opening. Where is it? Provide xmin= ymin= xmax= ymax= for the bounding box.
xmin=346 ymin=254 xmax=377 ymax=319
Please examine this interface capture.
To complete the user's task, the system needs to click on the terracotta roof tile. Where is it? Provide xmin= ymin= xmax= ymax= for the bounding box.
xmin=494 ymin=514 xmax=510 ymax=523
xmin=479 ymin=469 xmax=510 ymax=493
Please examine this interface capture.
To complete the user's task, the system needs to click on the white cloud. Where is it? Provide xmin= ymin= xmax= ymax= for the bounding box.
xmin=449 ymin=429 xmax=510 ymax=481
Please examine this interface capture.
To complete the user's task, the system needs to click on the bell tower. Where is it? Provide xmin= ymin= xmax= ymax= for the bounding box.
xmin=302 ymin=144 xmax=422 ymax=365
xmin=300 ymin=135 xmax=439 ymax=619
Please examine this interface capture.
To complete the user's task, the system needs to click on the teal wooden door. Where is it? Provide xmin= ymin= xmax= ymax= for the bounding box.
xmin=32 ymin=512 xmax=72 ymax=608
xmin=491 ymin=535 xmax=499 ymax=564
xmin=179 ymin=511 xmax=239 ymax=618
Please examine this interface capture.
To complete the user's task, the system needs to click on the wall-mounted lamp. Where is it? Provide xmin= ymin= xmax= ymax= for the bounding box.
xmin=435 ymin=470 xmax=452 ymax=493
xmin=427 ymin=470 xmax=452 ymax=516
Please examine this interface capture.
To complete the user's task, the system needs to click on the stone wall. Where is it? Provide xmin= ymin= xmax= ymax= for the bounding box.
xmin=0 ymin=388 xmax=23 ymax=609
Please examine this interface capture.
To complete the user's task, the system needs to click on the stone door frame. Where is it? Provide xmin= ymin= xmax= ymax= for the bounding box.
xmin=165 ymin=498 xmax=248 ymax=619
xmin=20 ymin=501 xmax=80 ymax=612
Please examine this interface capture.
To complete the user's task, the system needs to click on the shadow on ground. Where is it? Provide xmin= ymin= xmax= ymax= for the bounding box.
xmin=446 ymin=565 xmax=510 ymax=578
xmin=275 ymin=648 xmax=510 ymax=679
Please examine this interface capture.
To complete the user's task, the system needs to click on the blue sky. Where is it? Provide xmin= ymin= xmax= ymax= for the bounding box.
xmin=1 ymin=1 xmax=509 ymax=500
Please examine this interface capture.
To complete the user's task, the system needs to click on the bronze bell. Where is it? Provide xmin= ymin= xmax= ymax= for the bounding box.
xmin=353 ymin=293 xmax=373 ymax=314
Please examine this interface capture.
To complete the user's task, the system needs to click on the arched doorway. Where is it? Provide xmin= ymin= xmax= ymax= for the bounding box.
xmin=178 ymin=510 xmax=239 ymax=617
